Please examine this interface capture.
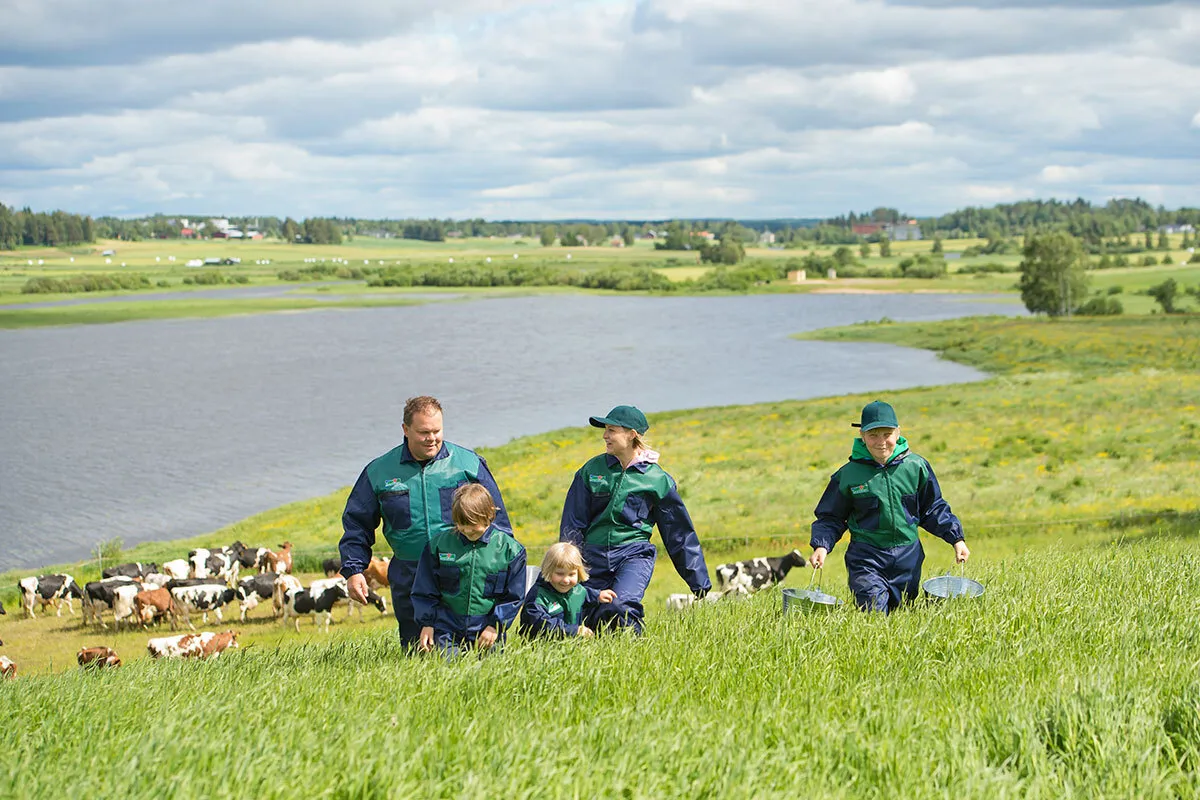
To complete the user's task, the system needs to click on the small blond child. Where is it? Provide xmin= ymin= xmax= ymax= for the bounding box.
xmin=520 ymin=542 xmax=615 ymax=639
xmin=411 ymin=483 xmax=526 ymax=654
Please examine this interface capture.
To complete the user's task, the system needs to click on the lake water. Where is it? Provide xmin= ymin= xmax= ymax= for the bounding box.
xmin=0 ymin=293 xmax=1021 ymax=571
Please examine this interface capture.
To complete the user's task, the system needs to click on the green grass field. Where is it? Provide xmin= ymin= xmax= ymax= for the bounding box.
xmin=2 ymin=311 xmax=1198 ymax=797
xmin=4 ymin=235 xmax=1195 ymax=328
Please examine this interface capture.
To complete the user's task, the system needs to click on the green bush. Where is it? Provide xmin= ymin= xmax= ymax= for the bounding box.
xmin=21 ymin=273 xmax=153 ymax=294
xmin=897 ymin=254 xmax=948 ymax=279
xmin=1076 ymin=297 xmax=1123 ymax=316
xmin=956 ymin=262 xmax=1011 ymax=275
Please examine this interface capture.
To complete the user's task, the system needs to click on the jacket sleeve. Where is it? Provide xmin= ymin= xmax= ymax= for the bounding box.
xmin=339 ymin=468 xmax=380 ymax=579
xmin=918 ymin=461 xmax=964 ymax=544
xmin=559 ymin=468 xmax=592 ymax=547
xmin=652 ymin=481 xmax=712 ymax=594
xmin=811 ymin=474 xmax=849 ymax=552
xmin=487 ymin=546 xmax=527 ymax=631
xmin=475 ymin=456 xmax=512 ymax=534
xmin=519 ymin=584 xmax=578 ymax=639
xmin=410 ymin=544 xmax=440 ymax=628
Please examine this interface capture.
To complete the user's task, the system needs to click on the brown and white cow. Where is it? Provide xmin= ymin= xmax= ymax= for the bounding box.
xmin=0 ymin=655 xmax=15 ymax=679
xmin=364 ymin=556 xmax=391 ymax=590
xmin=134 ymin=587 xmax=177 ymax=628
xmin=77 ymin=646 xmax=122 ymax=668
xmin=272 ymin=573 xmax=303 ymax=617
xmin=147 ymin=630 xmax=239 ymax=659
xmin=264 ymin=542 xmax=293 ymax=574
xmin=18 ymin=574 xmax=83 ymax=618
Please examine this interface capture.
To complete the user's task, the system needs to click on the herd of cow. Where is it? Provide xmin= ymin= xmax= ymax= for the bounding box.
xmin=0 ymin=545 xmax=808 ymax=678
xmin=0 ymin=540 xmax=393 ymax=678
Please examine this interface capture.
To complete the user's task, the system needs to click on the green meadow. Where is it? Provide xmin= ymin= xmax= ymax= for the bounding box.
xmin=1 ymin=312 xmax=1198 ymax=797
xmin=3 ymin=234 xmax=1196 ymax=328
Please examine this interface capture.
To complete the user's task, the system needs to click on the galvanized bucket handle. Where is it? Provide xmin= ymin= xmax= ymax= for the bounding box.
xmin=807 ymin=567 xmax=825 ymax=591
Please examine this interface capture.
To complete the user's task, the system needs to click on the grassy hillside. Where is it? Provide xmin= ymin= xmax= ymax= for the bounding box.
xmin=2 ymin=313 xmax=1198 ymax=797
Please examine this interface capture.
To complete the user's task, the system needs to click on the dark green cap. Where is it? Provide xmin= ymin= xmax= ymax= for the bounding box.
xmin=589 ymin=405 xmax=649 ymax=434
xmin=852 ymin=400 xmax=899 ymax=432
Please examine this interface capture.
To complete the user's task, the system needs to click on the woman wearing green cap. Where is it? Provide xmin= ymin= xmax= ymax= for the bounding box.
xmin=810 ymin=400 xmax=970 ymax=613
xmin=559 ymin=405 xmax=712 ymax=633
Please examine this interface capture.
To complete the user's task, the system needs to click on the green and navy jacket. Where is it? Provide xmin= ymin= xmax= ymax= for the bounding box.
xmin=339 ymin=440 xmax=511 ymax=587
xmin=411 ymin=525 xmax=526 ymax=638
xmin=560 ymin=452 xmax=711 ymax=594
xmin=519 ymin=578 xmax=601 ymax=638
xmin=810 ymin=437 xmax=963 ymax=553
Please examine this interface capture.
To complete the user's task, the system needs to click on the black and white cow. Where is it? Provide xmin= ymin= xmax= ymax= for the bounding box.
xmin=187 ymin=548 xmax=239 ymax=585
xmin=322 ymin=558 xmax=342 ymax=577
xmin=714 ymin=550 xmax=808 ymax=595
xmin=82 ymin=576 xmax=140 ymax=627
xmin=101 ymin=562 xmax=160 ymax=580
xmin=170 ymin=582 xmax=238 ymax=630
xmin=235 ymin=572 xmax=278 ymax=621
xmin=282 ymin=576 xmax=383 ymax=632
xmin=229 ymin=541 xmax=271 ymax=571
xmin=18 ymin=574 xmax=83 ymax=618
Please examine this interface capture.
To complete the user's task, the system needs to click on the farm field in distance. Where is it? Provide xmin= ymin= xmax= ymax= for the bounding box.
xmin=2 ymin=313 xmax=1198 ymax=797
xmin=2 ymin=234 xmax=1197 ymax=327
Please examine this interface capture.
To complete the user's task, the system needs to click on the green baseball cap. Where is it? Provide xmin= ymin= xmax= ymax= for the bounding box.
xmin=852 ymin=400 xmax=899 ymax=432
xmin=589 ymin=405 xmax=649 ymax=434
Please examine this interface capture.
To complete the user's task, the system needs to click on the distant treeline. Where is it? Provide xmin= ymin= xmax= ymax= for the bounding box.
xmin=9 ymin=198 xmax=1200 ymax=250
xmin=0 ymin=203 xmax=95 ymax=249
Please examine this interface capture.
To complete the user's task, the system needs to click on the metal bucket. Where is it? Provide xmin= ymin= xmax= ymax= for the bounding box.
xmin=783 ymin=570 xmax=843 ymax=613
xmin=922 ymin=567 xmax=984 ymax=601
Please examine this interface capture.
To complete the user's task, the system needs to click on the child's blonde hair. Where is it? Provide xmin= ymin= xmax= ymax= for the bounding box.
xmin=451 ymin=483 xmax=497 ymax=530
xmin=540 ymin=542 xmax=589 ymax=583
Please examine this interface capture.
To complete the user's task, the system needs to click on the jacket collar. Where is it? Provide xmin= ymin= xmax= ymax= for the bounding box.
xmin=400 ymin=439 xmax=450 ymax=464
xmin=456 ymin=523 xmax=496 ymax=546
xmin=604 ymin=451 xmax=656 ymax=473
xmin=849 ymin=436 xmax=910 ymax=467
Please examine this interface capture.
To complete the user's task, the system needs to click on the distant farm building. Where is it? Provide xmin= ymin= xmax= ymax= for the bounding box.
xmin=851 ymin=221 xmax=923 ymax=241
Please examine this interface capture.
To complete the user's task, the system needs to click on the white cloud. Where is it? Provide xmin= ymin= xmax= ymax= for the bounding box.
xmin=0 ymin=0 xmax=1198 ymax=218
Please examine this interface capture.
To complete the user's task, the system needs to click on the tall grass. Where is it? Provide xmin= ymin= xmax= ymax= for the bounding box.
xmin=1 ymin=543 xmax=1199 ymax=798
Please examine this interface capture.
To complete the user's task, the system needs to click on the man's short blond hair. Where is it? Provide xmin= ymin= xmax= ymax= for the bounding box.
xmin=451 ymin=483 xmax=496 ymax=530
xmin=540 ymin=542 xmax=589 ymax=583
xmin=403 ymin=395 xmax=443 ymax=425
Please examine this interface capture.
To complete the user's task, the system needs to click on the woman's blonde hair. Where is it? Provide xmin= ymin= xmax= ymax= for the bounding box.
xmin=540 ymin=542 xmax=589 ymax=583
xmin=451 ymin=483 xmax=497 ymax=530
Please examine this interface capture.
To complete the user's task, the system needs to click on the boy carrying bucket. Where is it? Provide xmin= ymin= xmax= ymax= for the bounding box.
xmin=809 ymin=400 xmax=970 ymax=613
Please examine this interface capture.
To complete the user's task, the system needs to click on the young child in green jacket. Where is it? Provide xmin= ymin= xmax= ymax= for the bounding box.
xmin=520 ymin=542 xmax=615 ymax=639
xmin=412 ymin=483 xmax=526 ymax=653
xmin=810 ymin=400 xmax=970 ymax=613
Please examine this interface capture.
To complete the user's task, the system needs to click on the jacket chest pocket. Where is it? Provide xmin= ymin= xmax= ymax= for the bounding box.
xmin=380 ymin=491 xmax=412 ymax=530
xmin=618 ymin=493 xmax=653 ymax=530
xmin=588 ymin=491 xmax=612 ymax=520
xmin=439 ymin=481 xmax=470 ymax=523
xmin=851 ymin=495 xmax=881 ymax=530
xmin=483 ymin=572 xmax=508 ymax=598
xmin=436 ymin=562 xmax=462 ymax=596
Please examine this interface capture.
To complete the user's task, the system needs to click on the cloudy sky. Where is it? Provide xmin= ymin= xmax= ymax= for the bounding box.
xmin=1 ymin=0 xmax=1197 ymax=220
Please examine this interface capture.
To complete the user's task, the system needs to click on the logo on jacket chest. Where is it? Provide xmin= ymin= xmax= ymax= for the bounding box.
xmin=850 ymin=483 xmax=872 ymax=496
xmin=545 ymin=602 xmax=563 ymax=614
xmin=438 ymin=552 xmax=459 ymax=563
xmin=588 ymin=474 xmax=612 ymax=492
xmin=383 ymin=478 xmax=408 ymax=492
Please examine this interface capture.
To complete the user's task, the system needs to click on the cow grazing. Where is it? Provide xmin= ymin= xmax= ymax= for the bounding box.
xmin=147 ymin=630 xmax=239 ymax=660
xmin=170 ymin=583 xmax=237 ymax=630
xmin=236 ymin=572 xmax=278 ymax=621
xmin=273 ymin=574 xmax=302 ymax=617
xmin=0 ymin=656 xmax=15 ymax=679
xmin=665 ymin=591 xmax=725 ymax=611
xmin=77 ymin=646 xmax=122 ymax=668
xmin=162 ymin=559 xmax=191 ymax=580
xmin=83 ymin=577 xmax=141 ymax=629
xmin=134 ymin=587 xmax=176 ymax=628
xmin=265 ymin=542 xmax=293 ymax=574
xmin=188 ymin=548 xmax=239 ymax=585
xmin=364 ymin=556 xmax=390 ymax=589
xmin=19 ymin=574 xmax=84 ymax=618
xmin=322 ymin=558 xmax=342 ymax=577
xmin=714 ymin=550 xmax=808 ymax=596
xmin=102 ymin=562 xmax=159 ymax=580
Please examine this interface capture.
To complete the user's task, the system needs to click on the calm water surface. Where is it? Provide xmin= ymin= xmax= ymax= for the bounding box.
xmin=0 ymin=293 xmax=1022 ymax=570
